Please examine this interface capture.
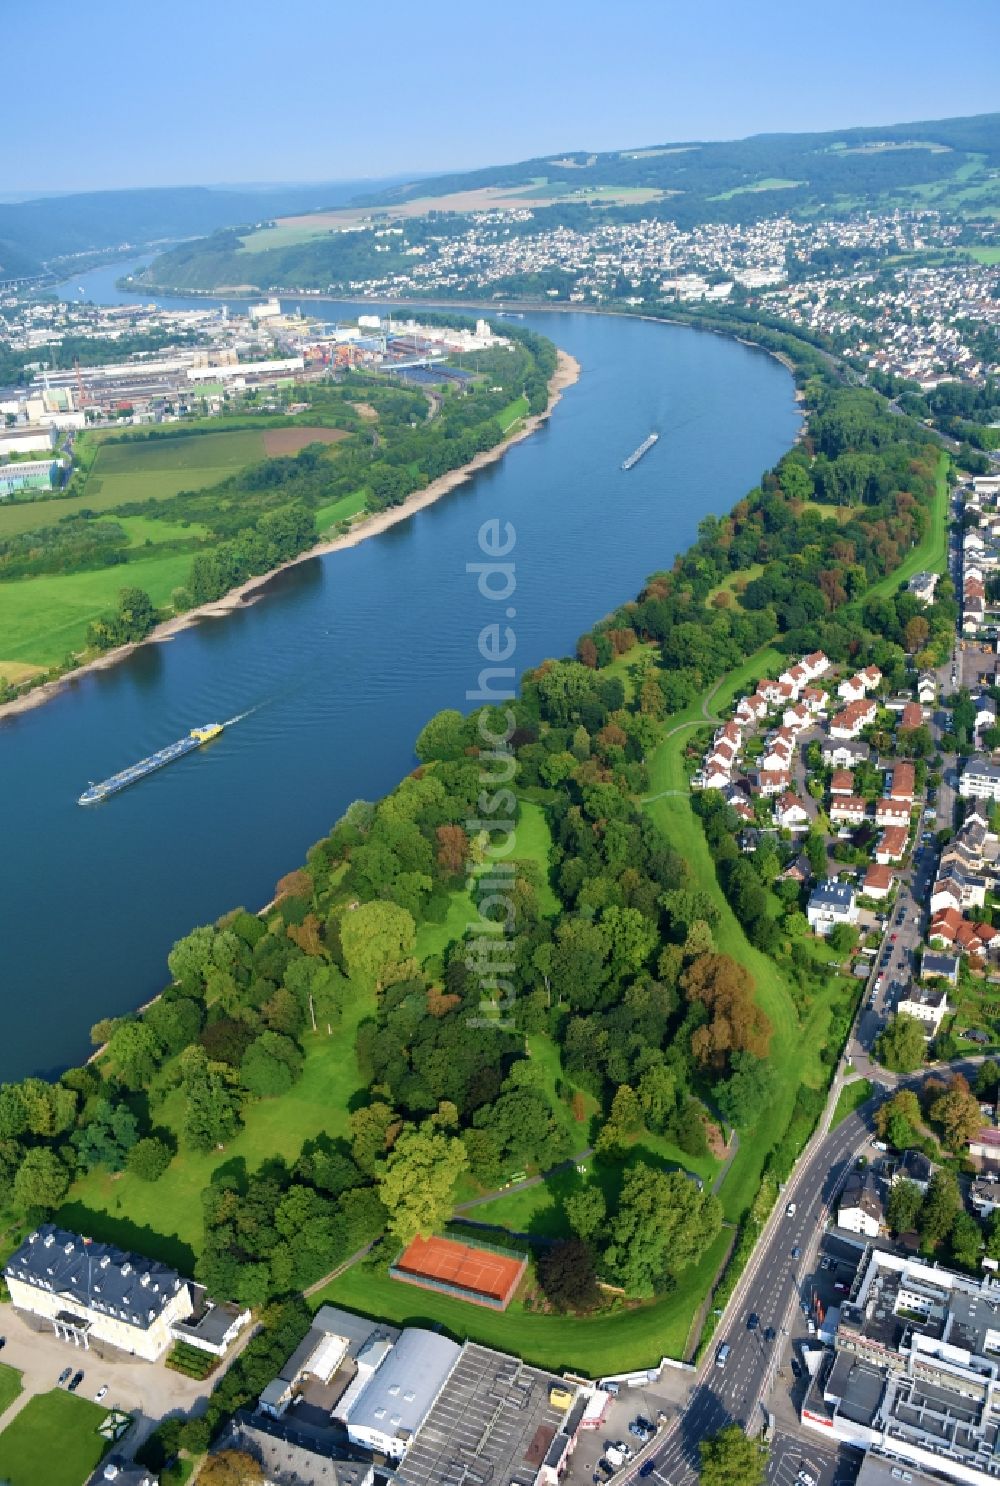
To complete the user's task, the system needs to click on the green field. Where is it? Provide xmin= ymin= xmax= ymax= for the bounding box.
xmin=831 ymin=1079 xmax=873 ymax=1130
xmin=0 ymin=430 xmax=266 ymax=540
xmin=863 ymin=450 xmax=949 ymax=601
xmin=969 ymin=247 xmax=1000 ymax=265
xmin=0 ymin=1391 xmax=107 ymax=1486
xmin=0 ymin=551 xmax=196 ymax=668
xmin=315 ymin=488 xmax=368 ymax=532
xmin=313 ymin=1223 xmax=732 ymax=1372
xmin=0 ymin=1363 xmax=22 ymax=1418
xmin=711 ymin=178 xmax=803 ymax=200
xmin=641 ymin=656 xmax=852 ymax=1222
xmin=0 ymin=429 xmax=275 ymax=670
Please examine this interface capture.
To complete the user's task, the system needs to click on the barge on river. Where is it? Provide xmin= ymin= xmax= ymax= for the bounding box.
xmin=78 ymin=723 xmax=224 ymax=805
xmin=621 ymin=432 xmax=659 ymax=471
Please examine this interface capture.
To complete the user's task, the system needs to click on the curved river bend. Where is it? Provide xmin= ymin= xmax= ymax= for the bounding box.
xmin=1 ymin=276 xmax=801 ymax=1079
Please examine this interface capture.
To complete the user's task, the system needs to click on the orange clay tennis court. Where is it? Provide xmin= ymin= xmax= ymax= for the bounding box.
xmin=390 ymin=1235 xmax=527 ymax=1310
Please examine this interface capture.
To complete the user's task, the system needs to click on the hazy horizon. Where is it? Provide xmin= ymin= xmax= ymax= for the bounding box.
xmin=4 ymin=0 xmax=1000 ymax=195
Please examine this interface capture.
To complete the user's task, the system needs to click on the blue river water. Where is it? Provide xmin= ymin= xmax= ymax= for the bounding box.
xmin=0 ymin=265 xmax=801 ymax=1079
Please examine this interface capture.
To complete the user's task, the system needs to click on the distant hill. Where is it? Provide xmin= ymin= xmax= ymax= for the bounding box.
xmin=0 ymin=178 xmax=408 ymax=279
xmin=353 ymin=111 xmax=1000 ymax=226
xmin=137 ymin=111 xmax=1000 ymax=297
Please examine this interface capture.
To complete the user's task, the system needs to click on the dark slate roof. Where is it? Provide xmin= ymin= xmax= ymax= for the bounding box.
xmin=4 ymin=1224 xmax=186 ymax=1331
xmin=809 ymin=879 xmax=856 ymax=910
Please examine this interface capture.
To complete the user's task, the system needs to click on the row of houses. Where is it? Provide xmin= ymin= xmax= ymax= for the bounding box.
xmin=928 ymin=807 xmax=1000 ymax=962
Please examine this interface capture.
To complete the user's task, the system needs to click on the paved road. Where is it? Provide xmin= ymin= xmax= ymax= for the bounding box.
xmin=639 ymin=1097 xmax=884 ymax=1486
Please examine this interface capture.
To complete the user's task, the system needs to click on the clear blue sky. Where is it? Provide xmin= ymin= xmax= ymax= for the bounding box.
xmin=6 ymin=0 xmax=999 ymax=195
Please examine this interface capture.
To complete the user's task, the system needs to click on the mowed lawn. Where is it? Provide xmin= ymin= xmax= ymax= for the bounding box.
xmin=60 ymin=983 xmax=375 ymax=1271
xmin=0 ymin=1362 xmax=22 ymax=1416
xmin=0 ymin=429 xmax=266 ymax=539
xmin=0 ymin=1390 xmax=107 ymax=1486
xmin=313 ymin=1224 xmax=732 ymax=1372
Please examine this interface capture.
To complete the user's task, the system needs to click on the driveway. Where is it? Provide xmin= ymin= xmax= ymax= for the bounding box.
xmin=0 ymin=1306 xmax=251 ymax=1457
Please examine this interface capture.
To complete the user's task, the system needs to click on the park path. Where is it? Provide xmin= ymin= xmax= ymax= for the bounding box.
xmin=454 ymin=1148 xmax=594 ymax=1214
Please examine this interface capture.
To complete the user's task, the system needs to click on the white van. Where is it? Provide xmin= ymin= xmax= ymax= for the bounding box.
xmin=716 ymin=1342 xmax=731 ymax=1369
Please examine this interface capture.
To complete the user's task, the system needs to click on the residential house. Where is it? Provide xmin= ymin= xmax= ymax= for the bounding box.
xmin=698 ymin=763 xmax=732 ymax=792
xmin=896 ymin=986 xmax=949 ymax=1037
xmin=970 ymin=1178 xmax=1000 ymax=1218
xmin=803 ymin=650 xmax=830 ymax=678
xmin=875 ymin=826 xmax=908 ymax=864
xmin=822 ymin=740 xmax=870 ymax=769
xmin=830 ymin=770 xmax=855 ymax=796
xmin=891 ymin=1150 xmax=934 ymax=1194
xmin=875 ymin=798 xmax=911 ymax=829
xmin=757 ymin=768 xmax=791 ymax=797
xmin=969 ymin=1126 xmax=1000 ymax=1172
xmin=761 ymin=738 xmax=794 ymax=772
xmin=917 ymin=673 xmax=937 ymax=706
xmin=862 ymin=864 xmax=894 ymax=900
xmin=802 ymin=685 xmax=828 ymax=714
xmin=831 ymin=796 xmax=868 ymax=828
xmin=899 ymin=701 xmax=924 ymax=731
xmin=735 ymin=694 xmax=768 ymax=726
xmin=837 ymin=1170 xmax=884 ymax=1237
xmin=919 ymin=951 xmax=960 ymax=986
xmin=807 ymin=879 xmax=859 ymax=936
xmin=774 ymin=792 xmax=810 ymax=832
xmin=830 ymin=699 xmax=877 ymax=740
xmin=783 ymin=702 xmax=812 ymax=733
xmin=837 ymin=666 xmax=882 ymax=702
xmin=907 ymin=571 xmax=939 ymax=604
xmin=889 ymin=762 xmax=915 ymax=801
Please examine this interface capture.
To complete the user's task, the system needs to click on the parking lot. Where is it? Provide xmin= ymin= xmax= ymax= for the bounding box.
xmin=563 ymin=1375 xmax=691 ymax=1482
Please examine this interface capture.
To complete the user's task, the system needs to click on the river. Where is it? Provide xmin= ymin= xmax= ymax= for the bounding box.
xmin=0 ymin=263 xmax=801 ymax=1080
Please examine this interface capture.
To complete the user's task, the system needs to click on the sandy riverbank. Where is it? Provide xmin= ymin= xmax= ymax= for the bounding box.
xmin=0 ymin=349 xmax=580 ymax=722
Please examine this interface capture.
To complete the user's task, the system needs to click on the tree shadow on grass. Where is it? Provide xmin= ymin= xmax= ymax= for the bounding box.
xmin=55 ymin=1200 xmax=196 ymax=1276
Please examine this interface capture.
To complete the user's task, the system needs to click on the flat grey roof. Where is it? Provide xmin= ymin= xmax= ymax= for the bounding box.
xmin=394 ymin=1341 xmax=577 ymax=1486
xmin=345 ymin=1327 xmax=460 ymax=1446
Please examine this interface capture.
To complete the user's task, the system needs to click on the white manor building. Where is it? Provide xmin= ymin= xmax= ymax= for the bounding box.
xmin=4 ymin=1225 xmax=245 ymax=1363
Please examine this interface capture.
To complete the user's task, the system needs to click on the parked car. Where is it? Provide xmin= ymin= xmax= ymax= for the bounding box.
xmin=790 ymin=1357 xmax=803 ymax=1378
xmin=68 ymin=1372 xmax=84 ymax=1392
xmin=798 ymin=1472 xmax=817 ymax=1486
xmin=94 ymin=1385 xmax=108 ymax=1403
xmin=629 ymin=1418 xmax=654 ymax=1443
xmin=57 ymin=1368 xmax=72 ymax=1386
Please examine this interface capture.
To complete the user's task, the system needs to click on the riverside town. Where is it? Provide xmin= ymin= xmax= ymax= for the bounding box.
xmin=5 ymin=9 xmax=1000 ymax=1486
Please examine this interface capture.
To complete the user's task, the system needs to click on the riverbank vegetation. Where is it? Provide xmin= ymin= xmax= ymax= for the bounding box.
xmin=0 ymin=322 xmax=555 ymax=696
xmin=0 ymin=313 xmax=957 ymax=1397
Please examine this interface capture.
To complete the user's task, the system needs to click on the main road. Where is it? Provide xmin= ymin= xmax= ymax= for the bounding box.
xmin=642 ymin=1095 xmax=885 ymax=1486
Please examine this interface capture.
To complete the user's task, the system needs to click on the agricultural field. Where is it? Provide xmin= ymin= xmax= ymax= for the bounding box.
xmin=0 ymin=429 xmax=266 ymax=539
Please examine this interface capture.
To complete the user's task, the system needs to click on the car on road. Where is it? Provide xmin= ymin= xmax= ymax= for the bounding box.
xmin=57 ymin=1367 xmax=72 ymax=1386
xmin=890 ymin=933 xmax=897 ymax=943
xmin=94 ymin=1384 xmax=108 ymax=1403
xmin=791 ymin=1245 xmax=801 ymax=1258
xmin=716 ymin=1343 xmax=731 ymax=1368
xmin=639 ymin=1464 xmax=656 ymax=1479
xmin=747 ymin=1312 xmax=759 ymax=1330
xmin=68 ymin=1371 xmax=84 ymax=1392
xmin=786 ymin=1202 xmax=797 ymax=1216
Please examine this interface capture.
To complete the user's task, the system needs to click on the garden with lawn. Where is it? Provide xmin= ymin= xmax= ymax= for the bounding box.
xmin=0 ymin=1391 xmax=108 ymax=1486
